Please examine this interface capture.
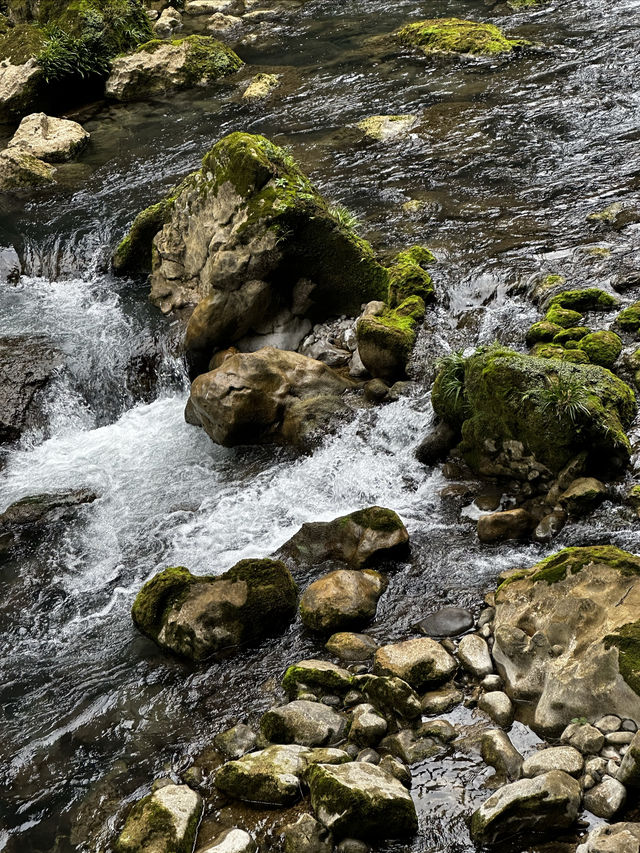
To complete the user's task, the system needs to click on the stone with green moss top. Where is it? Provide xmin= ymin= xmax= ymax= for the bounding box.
xmin=525 ymin=320 xmax=563 ymax=347
xmin=131 ymin=558 xmax=297 ymax=660
xmin=242 ymin=72 xmax=280 ymax=100
xmin=616 ymin=302 xmax=640 ymax=333
xmin=356 ymin=295 xmax=425 ymax=382
xmin=282 ymin=659 xmax=354 ymax=697
xmin=0 ymin=146 xmax=55 ymax=190
xmin=260 ymin=699 xmax=347 ymax=747
xmin=396 ymin=17 xmax=531 ymax=58
xmin=553 ymin=326 xmax=590 ymax=346
xmin=545 ymin=304 xmax=583 ymax=328
xmin=548 ymin=288 xmax=619 ymax=312
xmin=577 ymin=330 xmax=622 ymax=368
xmin=355 ymin=673 xmax=421 ymax=720
xmin=387 ymin=246 xmax=435 ymax=307
xmin=307 ymin=761 xmax=417 ymax=839
xmin=356 ymin=114 xmax=418 ymax=142
xmin=116 ymin=783 xmax=202 ymax=853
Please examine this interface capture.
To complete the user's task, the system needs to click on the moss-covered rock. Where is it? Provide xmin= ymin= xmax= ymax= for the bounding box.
xmin=355 ymin=673 xmax=421 ymax=720
xmin=396 ymin=17 xmax=531 ymax=58
xmin=553 ymin=326 xmax=590 ymax=346
xmin=545 ymin=304 xmax=583 ymax=328
xmin=356 ymin=114 xmax=418 ymax=142
xmin=387 ymin=245 xmax=435 ymax=307
xmin=260 ymin=700 xmax=347 ymax=747
xmin=116 ymin=784 xmax=202 ymax=853
xmin=282 ymin=659 xmax=354 ymax=697
xmin=0 ymin=146 xmax=55 ymax=189
xmin=616 ymin=302 xmax=640 ymax=333
xmin=548 ymin=288 xmax=619 ymax=312
xmin=577 ymin=330 xmax=622 ymax=368
xmin=131 ymin=558 xmax=298 ymax=660
xmin=525 ymin=320 xmax=563 ymax=346
xmin=356 ymin=295 xmax=425 ymax=382
xmin=431 ymin=346 xmax=636 ymax=480
xmin=105 ymin=35 xmax=242 ymax=101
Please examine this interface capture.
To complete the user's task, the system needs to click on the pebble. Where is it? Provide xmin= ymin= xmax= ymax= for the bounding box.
xmin=622 ymin=719 xmax=638 ymax=732
xmin=582 ymin=773 xmax=596 ymax=790
xmin=458 ymin=634 xmax=494 ymax=678
xmin=601 ymin=746 xmax=621 ymax=761
xmin=478 ymin=691 xmax=514 ymax=728
xmin=607 ymin=759 xmax=621 ymax=777
xmin=522 ymin=746 xmax=584 ymax=779
xmin=606 ymin=731 xmax=634 ymax=745
xmin=480 ymin=624 xmax=491 ymax=638
xmin=582 ymin=775 xmax=627 ymax=819
xmin=595 ymin=715 xmax=622 ymax=734
xmin=481 ymin=674 xmax=502 ymax=691
xmin=321 ymin=695 xmax=341 ymax=708
xmin=561 ymin=722 xmax=605 ymax=754
xmin=344 ymin=690 xmax=363 ymax=707
xmin=477 ymin=607 xmax=495 ymax=629
xmin=356 ymin=748 xmax=380 ymax=764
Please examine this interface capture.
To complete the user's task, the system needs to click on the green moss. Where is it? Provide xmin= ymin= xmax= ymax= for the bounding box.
xmin=347 ymin=506 xmax=405 ymax=534
xmin=131 ymin=566 xmax=197 ymax=641
xmin=0 ymin=20 xmax=46 ymax=62
xmin=605 ymin=622 xmax=640 ymax=696
xmin=553 ymin=326 xmax=590 ymax=346
xmin=525 ymin=321 xmax=563 ymax=346
xmin=549 ymin=288 xmax=619 ymax=312
xmin=531 ymin=343 xmax=565 ymax=360
xmin=356 ymin=296 xmax=425 ymax=381
xmin=387 ymin=245 xmax=435 ymax=307
xmin=282 ymin=660 xmax=354 ymax=696
xmin=513 ymin=546 xmax=640 ymax=587
xmin=545 ymin=304 xmax=583 ymax=328
xmin=616 ymin=302 xmax=640 ymax=333
xmin=396 ymin=17 xmax=531 ymax=57
xmin=561 ymin=348 xmax=590 ymax=364
xmin=587 ymin=202 xmax=624 ymax=225
xmin=578 ymin=330 xmax=622 ymax=368
xmin=116 ymin=791 xmax=201 ymax=853
xmin=135 ymin=34 xmax=243 ymax=85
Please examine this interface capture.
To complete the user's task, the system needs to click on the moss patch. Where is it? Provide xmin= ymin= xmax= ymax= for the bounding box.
xmin=548 ymin=288 xmax=619 ymax=312
xmin=553 ymin=326 xmax=590 ymax=346
xmin=131 ymin=565 xmax=197 ymax=642
xmin=396 ymin=17 xmax=531 ymax=57
xmin=604 ymin=622 xmax=640 ymax=696
xmin=578 ymin=330 xmax=622 ymax=368
xmin=387 ymin=245 xmax=435 ymax=307
xmin=545 ymin=304 xmax=583 ymax=328
xmin=500 ymin=546 xmax=640 ymax=590
xmin=356 ymin=296 xmax=425 ymax=382
xmin=616 ymin=302 xmax=640 ymax=333
xmin=526 ymin=321 xmax=563 ymax=346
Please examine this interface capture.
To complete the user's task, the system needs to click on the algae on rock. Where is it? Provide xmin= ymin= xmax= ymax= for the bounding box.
xmin=396 ymin=17 xmax=531 ymax=58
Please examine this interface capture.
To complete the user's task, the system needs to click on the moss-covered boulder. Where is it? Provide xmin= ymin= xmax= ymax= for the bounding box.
xmin=356 ymin=295 xmax=425 ymax=382
xmin=307 ymin=762 xmax=417 ymax=839
xmin=105 ymin=35 xmax=242 ymax=101
xmin=387 ymin=246 xmax=435 ymax=307
xmin=617 ymin=302 xmax=640 ymax=333
xmin=300 ymin=569 xmax=386 ymax=634
xmin=432 ymin=346 xmax=636 ymax=481
xmin=116 ymin=783 xmax=202 ymax=853
xmin=260 ymin=700 xmax=347 ymax=747
xmin=131 ymin=558 xmax=298 ymax=660
xmin=547 ymin=288 xmax=619 ymax=312
xmin=525 ymin=320 xmax=563 ymax=347
xmin=282 ymin=659 xmax=354 ymax=697
xmin=553 ymin=326 xmax=589 ymax=346
xmin=577 ymin=330 xmax=622 ymax=368
xmin=493 ymin=546 xmax=640 ymax=734
xmin=373 ymin=637 xmax=457 ymax=691
xmin=276 ymin=505 xmax=409 ymax=569
xmin=0 ymin=145 xmax=54 ymax=189
xmin=114 ymin=132 xmax=389 ymax=365
xmin=396 ymin=17 xmax=531 ymax=58
xmin=545 ymin=304 xmax=583 ymax=328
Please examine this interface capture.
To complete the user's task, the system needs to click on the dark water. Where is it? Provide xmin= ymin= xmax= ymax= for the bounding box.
xmin=1 ymin=0 xmax=640 ymax=849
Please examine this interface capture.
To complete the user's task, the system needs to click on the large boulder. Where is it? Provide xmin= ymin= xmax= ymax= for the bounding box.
xmin=116 ymin=784 xmax=202 ymax=853
xmin=492 ymin=546 xmax=640 ymax=735
xmin=0 ymin=336 xmax=61 ymax=443
xmin=131 ymin=558 xmax=297 ymax=660
xmin=300 ymin=569 xmax=386 ymax=633
xmin=187 ymin=347 xmax=354 ymax=449
xmin=0 ymin=489 xmax=98 ymax=557
xmin=307 ymin=762 xmax=417 ymax=839
xmin=114 ymin=133 xmax=389 ymax=365
xmin=470 ymin=771 xmax=581 ymax=844
xmin=576 ymin=823 xmax=640 ymax=853
xmin=0 ymin=58 xmax=42 ymax=121
xmin=105 ymin=35 xmax=242 ymax=101
xmin=277 ymin=506 xmax=409 ymax=569
xmin=432 ymin=347 xmax=636 ymax=481
xmin=373 ymin=637 xmax=457 ymax=691
xmin=261 ymin=700 xmax=347 ymax=747
xmin=8 ymin=112 xmax=89 ymax=161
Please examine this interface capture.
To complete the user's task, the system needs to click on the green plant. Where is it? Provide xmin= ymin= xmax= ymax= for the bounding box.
xmin=329 ymin=203 xmax=361 ymax=232
xmin=435 ymin=351 xmax=467 ymax=410
xmin=522 ymin=374 xmax=592 ymax=426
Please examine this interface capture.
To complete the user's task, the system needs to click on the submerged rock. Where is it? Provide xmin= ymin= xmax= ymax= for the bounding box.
xmin=356 ymin=114 xmax=418 ymax=142
xmin=493 ymin=546 xmax=640 ymax=734
xmin=0 ymin=335 xmax=61 ymax=443
xmin=8 ymin=112 xmax=89 ymax=162
xmin=300 ymin=569 xmax=386 ymax=633
xmin=131 ymin=559 xmax=297 ymax=660
xmin=105 ymin=35 xmax=242 ymax=101
xmin=242 ymin=72 xmax=280 ymax=100
xmin=187 ymin=347 xmax=354 ymax=450
xmin=282 ymin=814 xmax=332 ymax=853
xmin=0 ymin=489 xmax=98 ymax=556
xmin=416 ymin=606 xmax=473 ymax=637
xmin=116 ymin=783 xmax=202 ymax=853
xmin=396 ymin=17 xmax=531 ymax=59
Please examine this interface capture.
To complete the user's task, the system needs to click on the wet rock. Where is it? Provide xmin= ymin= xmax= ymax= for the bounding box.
xmin=8 ymin=112 xmax=89 ymax=162
xmin=478 ymin=691 xmax=514 ymax=728
xmin=533 ymin=510 xmax=566 ymax=542
xmin=477 ymin=508 xmax=534 ymax=544
xmin=481 ymin=730 xmax=523 ymax=781
xmin=197 ymin=828 xmax=256 ymax=853
xmin=154 ymin=7 xmax=183 ymax=36
xmin=349 ymin=704 xmax=387 ymax=747
xmin=492 ymin=546 xmax=640 ymax=735
xmin=242 ymin=72 xmax=280 ymax=100
xmin=561 ymin=723 xmax=606 ymax=755
xmin=355 ymin=674 xmax=421 ymax=721
xmin=396 ymin=17 xmax=532 ymax=59
xmin=416 ymin=606 xmax=473 ymax=637
xmin=0 ymin=489 xmax=98 ymax=555
xmin=300 ymin=569 xmax=386 ymax=634
xmin=282 ymin=814 xmax=332 ymax=853
xmin=482 ymin=674 xmax=502 ymax=690
xmin=559 ymin=477 xmax=607 ymax=516
xmin=617 ymin=731 xmax=640 ymax=786
xmin=131 ymin=559 xmax=297 ymax=660
xmin=356 ymin=748 xmax=380 ymax=764
xmin=325 ymin=633 xmax=378 ymax=661
xmin=378 ymin=755 xmax=411 ymax=788
xmin=522 ymin=747 xmax=584 ymax=778
xmin=116 ymin=784 xmax=202 ymax=853
xmin=336 ymin=841 xmax=369 ymax=853
xmin=283 ymin=660 xmax=354 ymax=697
xmin=420 ymin=682 xmax=463 ymax=715
xmin=576 ymin=823 xmax=640 ymax=853
xmin=457 ymin=634 xmax=493 ymax=677
xmin=260 ymin=700 xmax=347 ymax=747
xmin=0 ymin=336 xmax=62 ymax=444
xmin=356 ymin=297 xmax=424 ymax=383
xmin=378 ymin=728 xmax=442 ymax=764
xmin=277 ymin=506 xmax=409 ymax=569
xmin=373 ymin=638 xmax=457 ymax=691
xmin=213 ymin=723 xmax=257 ymax=759
xmin=307 ymin=761 xmax=417 ymax=839
xmin=356 ymin=114 xmax=418 ymax=142
xmin=106 ymin=36 xmax=242 ymax=101
xmin=363 ymin=378 xmax=389 ymax=403
xmin=470 ymin=771 xmax=581 ymax=844
xmin=414 ymin=420 xmax=458 ymax=467
xmin=0 ymin=58 xmax=42 ymax=121
xmin=0 ymin=147 xmax=55 ymax=190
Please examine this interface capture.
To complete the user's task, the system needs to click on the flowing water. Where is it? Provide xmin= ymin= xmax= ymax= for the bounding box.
xmin=2 ymin=0 xmax=640 ymax=849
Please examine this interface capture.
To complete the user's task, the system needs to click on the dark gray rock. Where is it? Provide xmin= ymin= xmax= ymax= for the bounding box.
xmin=416 ymin=606 xmax=473 ymax=638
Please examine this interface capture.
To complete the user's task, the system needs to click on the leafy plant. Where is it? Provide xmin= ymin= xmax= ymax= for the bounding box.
xmin=523 ymin=374 xmax=592 ymax=426
xmin=435 ymin=351 xmax=467 ymax=408
xmin=329 ymin=203 xmax=361 ymax=232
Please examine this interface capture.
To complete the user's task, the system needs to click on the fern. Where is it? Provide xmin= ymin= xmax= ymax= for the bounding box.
xmin=329 ymin=203 xmax=361 ymax=231
xmin=523 ymin=374 xmax=592 ymax=426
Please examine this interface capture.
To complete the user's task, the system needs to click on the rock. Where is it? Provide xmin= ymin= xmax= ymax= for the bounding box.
xmin=8 ymin=112 xmax=89 ymax=162
xmin=576 ymin=823 xmax=640 ymax=853
xmin=356 ymin=748 xmax=379 ymax=764
xmin=457 ymin=634 xmax=493 ymax=677
xmin=481 ymin=730 xmax=523 ymax=781
xmin=561 ymin=722 xmax=606 ymax=754
xmin=0 ymin=489 xmax=98 ymax=556
xmin=378 ymin=756 xmax=411 ymax=788
xmin=283 ymin=660 xmax=354 ymax=697
xmin=282 ymin=814 xmax=332 ymax=853
xmin=242 ymin=72 xmax=280 ymax=100
xmin=608 ymin=731 xmax=634 ymax=745
xmin=300 ymin=570 xmax=386 ymax=634
xmin=477 ymin=508 xmax=534 ymax=544
xmin=478 ymin=691 xmax=514 ymax=728
xmin=116 ymin=784 xmax=202 ymax=853
xmin=617 ymin=730 xmax=640 ymax=785
xmin=105 ymin=36 xmax=242 ymax=101
xmin=378 ymin=728 xmax=441 ymax=765
xmin=349 ymin=704 xmax=387 ymax=747
xmin=260 ymin=700 xmax=347 ymax=747
xmin=356 ymin=115 xmax=418 ymax=142
xmin=325 ymin=633 xmax=378 ymax=661
xmin=583 ymin=776 xmax=626 ymax=818
xmin=0 ymin=58 xmax=42 ymax=121
xmin=470 ymin=771 xmax=581 ymax=844
xmin=416 ymin=606 xmax=473 ymax=637
xmin=356 ymin=675 xmax=422 ymax=721
xmin=356 ymin=296 xmax=425 ymax=382
xmin=522 ymin=747 xmax=584 ymax=778
xmin=197 ymin=828 xmax=256 ymax=853
xmin=533 ymin=510 xmax=567 ymax=542
xmin=0 ymin=336 xmax=62 ymax=443
xmin=278 ymin=506 xmax=408 ymax=569
xmin=415 ymin=421 xmax=458 ymax=467
xmin=131 ymin=559 xmax=297 ymax=660
xmin=492 ymin=546 xmax=640 ymax=735
xmin=579 ymin=331 xmax=623 ymax=368
xmin=336 ymin=841 xmax=369 ymax=853
xmin=373 ymin=638 xmax=457 ymax=691
xmin=482 ymin=674 xmax=502 ymax=690
xmin=596 ymin=715 xmax=623 ymax=734
xmin=307 ymin=761 xmax=417 ymax=839
xmin=214 ymin=723 xmax=257 ymax=759
xmin=188 ymin=347 xmax=354 ymax=450
xmin=0 ymin=147 xmax=55 ymax=190
xmin=396 ymin=18 xmax=531 ymax=58
xmin=559 ymin=477 xmax=607 ymax=516
xmin=432 ymin=348 xmax=636 ymax=482
xmin=420 ymin=683 xmax=463 ymax=715
xmin=153 ymin=7 xmax=183 ymax=36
